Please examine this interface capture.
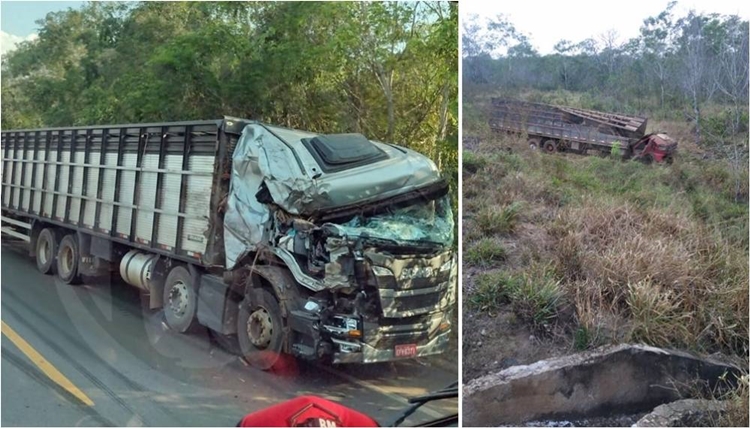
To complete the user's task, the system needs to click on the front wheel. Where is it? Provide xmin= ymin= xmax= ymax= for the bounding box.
xmin=163 ymin=266 xmax=198 ymax=333
xmin=237 ymin=289 xmax=285 ymax=370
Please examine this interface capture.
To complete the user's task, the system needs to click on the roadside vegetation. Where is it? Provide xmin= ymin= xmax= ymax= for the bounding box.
xmin=462 ymin=11 xmax=748 ymax=412
xmin=464 ymin=118 xmax=748 ymax=352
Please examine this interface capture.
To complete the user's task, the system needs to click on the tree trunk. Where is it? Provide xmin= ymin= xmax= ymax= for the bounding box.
xmin=437 ymin=83 xmax=450 ymax=141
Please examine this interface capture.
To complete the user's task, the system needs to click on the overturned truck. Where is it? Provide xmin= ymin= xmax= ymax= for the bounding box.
xmin=1 ymin=118 xmax=456 ymax=369
xmin=489 ymin=99 xmax=677 ymax=163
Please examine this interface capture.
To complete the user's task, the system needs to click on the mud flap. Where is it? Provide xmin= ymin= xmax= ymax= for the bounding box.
xmin=197 ymin=274 xmax=240 ymax=335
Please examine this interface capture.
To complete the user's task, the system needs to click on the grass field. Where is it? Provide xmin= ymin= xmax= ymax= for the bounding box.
xmin=462 ymin=88 xmax=748 ymax=424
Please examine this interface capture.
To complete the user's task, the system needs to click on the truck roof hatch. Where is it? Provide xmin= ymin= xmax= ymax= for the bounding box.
xmin=302 ymin=134 xmax=388 ymax=172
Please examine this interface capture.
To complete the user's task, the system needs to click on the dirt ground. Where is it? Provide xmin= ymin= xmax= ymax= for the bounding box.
xmin=462 ymin=267 xmax=569 ymax=382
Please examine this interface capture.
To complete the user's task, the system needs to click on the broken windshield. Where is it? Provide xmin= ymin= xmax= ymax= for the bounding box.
xmin=328 ymin=194 xmax=454 ymax=247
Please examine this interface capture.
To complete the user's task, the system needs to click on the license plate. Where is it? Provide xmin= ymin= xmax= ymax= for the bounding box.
xmin=394 ymin=343 xmax=418 ymax=358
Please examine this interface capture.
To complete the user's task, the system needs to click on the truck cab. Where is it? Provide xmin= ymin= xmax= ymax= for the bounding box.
xmin=220 ymin=123 xmax=457 ymax=368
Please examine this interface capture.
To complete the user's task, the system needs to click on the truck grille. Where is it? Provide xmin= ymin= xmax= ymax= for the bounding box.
xmin=368 ymin=250 xmax=456 ymax=318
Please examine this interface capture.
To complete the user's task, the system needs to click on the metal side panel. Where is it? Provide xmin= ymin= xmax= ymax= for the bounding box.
xmin=43 ymin=151 xmax=57 ymax=217
xmin=156 ymin=155 xmax=182 ymax=249
xmin=32 ymin=147 xmax=46 ymax=213
xmin=115 ymin=153 xmax=137 ymax=237
xmin=69 ymin=151 xmax=85 ymax=224
xmin=134 ymin=154 xmax=158 ymax=244
xmin=83 ymin=152 xmax=100 ymax=227
xmin=54 ymin=151 xmax=71 ymax=220
xmin=12 ymin=148 xmax=23 ymax=209
xmin=21 ymin=149 xmax=34 ymax=211
xmin=98 ymin=153 xmax=118 ymax=232
xmin=180 ymin=155 xmax=215 ymax=255
xmin=2 ymin=145 xmax=13 ymax=207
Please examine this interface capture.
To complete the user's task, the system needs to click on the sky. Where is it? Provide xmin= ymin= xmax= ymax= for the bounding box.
xmin=462 ymin=0 xmax=750 ymax=55
xmin=0 ymin=0 xmax=749 ymax=56
xmin=0 ymin=0 xmax=84 ymax=55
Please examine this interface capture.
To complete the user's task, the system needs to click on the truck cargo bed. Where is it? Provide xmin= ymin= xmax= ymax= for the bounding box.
xmin=489 ymin=99 xmax=647 ymax=149
xmin=1 ymin=119 xmax=242 ymax=266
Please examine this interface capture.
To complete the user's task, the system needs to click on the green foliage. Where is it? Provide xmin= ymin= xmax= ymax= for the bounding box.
xmin=508 ymin=274 xmax=563 ymax=329
xmin=475 ymin=202 xmax=523 ymax=235
xmin=574 ymin=327 xmax=591 ymax=350
xmin=466 ymin=238 xmax=506 ymax=267
xmin=610 ymin=141 xmax=622 ymax=158
xmin=470 ymin=268 xmax=563 ymax=331
xmin=462 ymin=151 xmax=488 ymax=173
xmin=469 ymin=271 xmax=519 ymax=312
xmin=1 ymin=2 xmax=458 ymax=229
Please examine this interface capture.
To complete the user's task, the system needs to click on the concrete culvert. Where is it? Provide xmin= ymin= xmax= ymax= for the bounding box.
xmin=463 ymin=344 xmax=742 ymax=427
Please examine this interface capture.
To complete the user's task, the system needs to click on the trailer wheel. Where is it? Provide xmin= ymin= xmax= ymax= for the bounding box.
xmin=56 ymin=234 xmax=82 ymax=285
xmin=35 ymin=228 xmax=59 ymax=275
xmin=237 ymin=289 xmax=284 ymax=370
xmin=528 ymin=138 xmax=540 ymax=150
xmin=543 ymin=140 xmax=557 ymax=153
xmin=163 ymin=266 xmax=198 ymax=333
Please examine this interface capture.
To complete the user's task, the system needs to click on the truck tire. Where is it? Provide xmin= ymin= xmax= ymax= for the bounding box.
xmin=237 ymin=289 xmax=284 ymax=370
xmin=543 ymin=140 xmax=557 ymax=153
xmin=56 ymin=234 xmax=83 ymax=285
xmin=640 ymin=154 xmax=654 ymax=165
xmin=163 ymin=266 xmax=198 ymax=333
xmin=35 ymin=228 xmax=59 ymax=275
xmin=528 ymin=137 xmax=541 ymax=150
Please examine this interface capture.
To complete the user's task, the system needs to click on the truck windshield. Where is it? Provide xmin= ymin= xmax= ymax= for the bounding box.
xmin=333 ymin=195 xmax=454 ymax=247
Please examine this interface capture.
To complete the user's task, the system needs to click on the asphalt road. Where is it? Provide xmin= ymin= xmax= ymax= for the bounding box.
xmin=0 ymin=241 xmax=458 ymax=427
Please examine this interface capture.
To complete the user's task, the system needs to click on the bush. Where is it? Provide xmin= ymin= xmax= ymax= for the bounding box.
xmin=509 ymin=275 xmax=564 ymax=330
xmin=469 ymin=272 xmax=519 ymax=312
xmin=475 ymin=202 xmax=522 ymax=235
xmin=610 ymin=141 xmax=622 ymax=158
xmin=463 ymin=151 xmax=488 ymax=174
xmin=466 ymin=238 xmax=506 ymax=267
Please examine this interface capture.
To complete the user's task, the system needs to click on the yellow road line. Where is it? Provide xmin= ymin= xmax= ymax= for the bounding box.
xmin=1 ymin=320 xmax=94 ymax=406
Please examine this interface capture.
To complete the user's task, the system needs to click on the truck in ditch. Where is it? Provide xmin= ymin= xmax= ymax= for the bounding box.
xmin=489 ymin=98 xmax=677 ymax=163
xmin=0 ymin=118 xmax=456 ymax=369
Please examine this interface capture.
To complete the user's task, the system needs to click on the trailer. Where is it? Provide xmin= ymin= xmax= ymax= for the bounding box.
xmin=1 ymin=118 xmax=457 ymax=369
xmin=489 ymin=99 xmax=677 ymax=163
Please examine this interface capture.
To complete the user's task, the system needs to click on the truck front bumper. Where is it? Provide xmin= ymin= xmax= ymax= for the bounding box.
xmin=331 ymin=329 xmax=451 ymax=364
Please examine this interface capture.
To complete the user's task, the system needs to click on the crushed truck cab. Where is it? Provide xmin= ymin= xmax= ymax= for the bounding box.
xmin=224 ymin=123 xmax=457 ymax=365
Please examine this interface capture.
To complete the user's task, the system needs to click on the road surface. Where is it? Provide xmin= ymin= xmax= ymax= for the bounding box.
xmin=0 ymin=241 xmax=458 ymax=426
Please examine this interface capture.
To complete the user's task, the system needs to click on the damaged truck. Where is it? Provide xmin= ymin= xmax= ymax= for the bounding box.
xmin=0 ymin=118 xmax=457 ymax=369
xmin=489 ymin=99 xmax=677 ymax=163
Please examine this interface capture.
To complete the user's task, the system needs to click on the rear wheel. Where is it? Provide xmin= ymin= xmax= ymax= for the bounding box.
xmin=528 ymin=137 xmax=541 ymax=150
xmin=56 ymin=234 xmax=82 ymax=285
xmin=163 ymin=266 xmax=198 ymax=333
xmin=237 ymin=289 xmax=284 ymax=370
xmin=543 ymin=140 xmax=558 ymax=153
xmin=35 ymin=228 xmax=58 ymax=275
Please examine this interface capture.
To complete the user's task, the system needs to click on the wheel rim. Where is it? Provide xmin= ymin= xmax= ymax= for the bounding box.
xmin=545 ymin=143 xmax=556 ymax=153
xmin=248 ymin=307 xmax=273 ymax=348
xmin=38 ymin=238 xmax=50 ymax=265
xmin=60 ymin=245 xmax=73 ymax=275
xmin=168 ymin=281 xmax=189 ymax=317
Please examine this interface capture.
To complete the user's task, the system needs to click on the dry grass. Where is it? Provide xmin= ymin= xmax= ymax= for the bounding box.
xmin=463 ymin=112 xmax=749 ymax=356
